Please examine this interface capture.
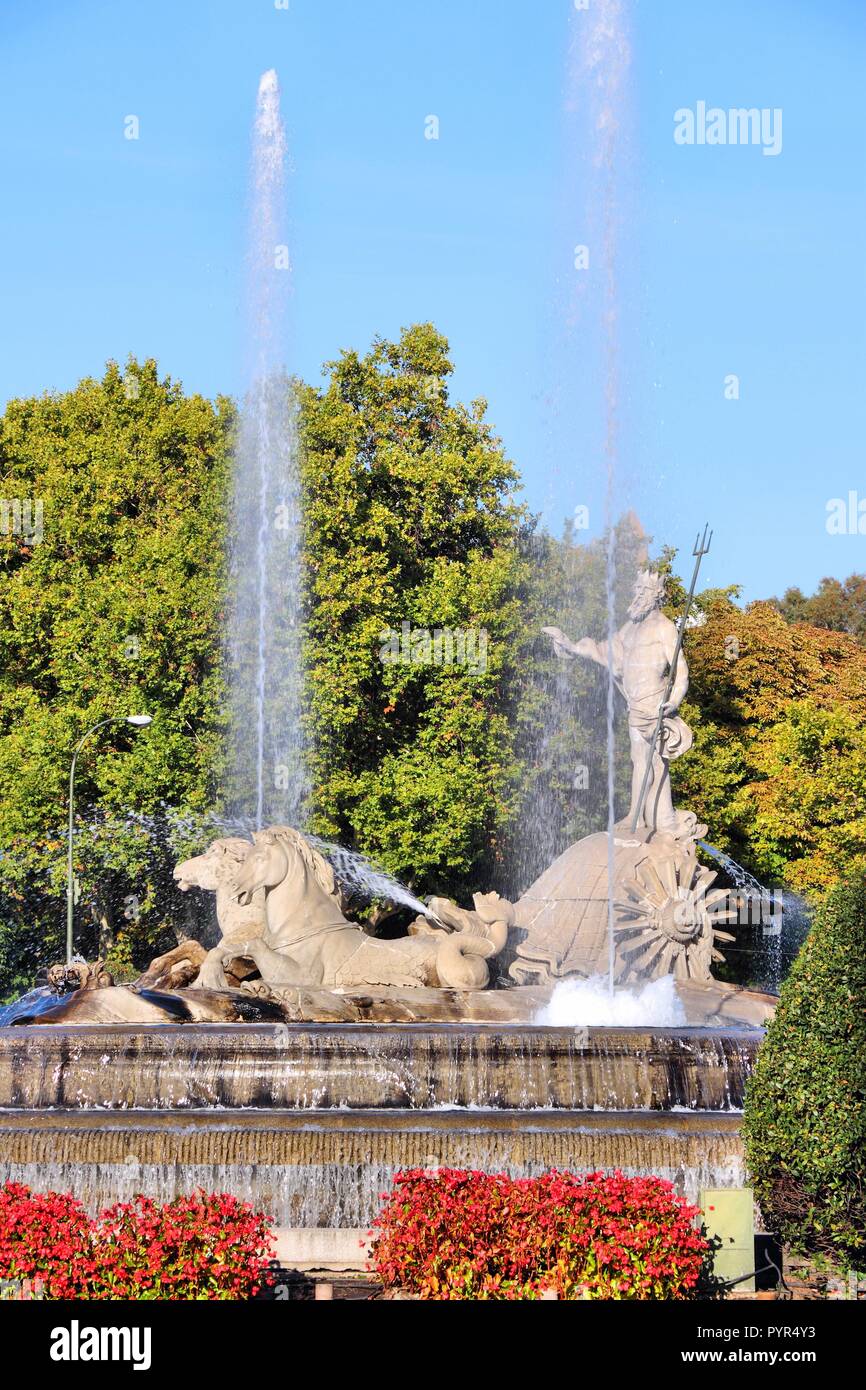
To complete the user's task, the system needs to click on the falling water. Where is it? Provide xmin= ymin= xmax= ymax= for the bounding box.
xmin=224 ymin=70 xmax=308 ymax=830
xmin=699 ymin=842 xmax=811 ymax=994
xmin=512 ymin=3 xmax=637 ymax=937
xmin=698 ymin=842 xmax=767 ymax=900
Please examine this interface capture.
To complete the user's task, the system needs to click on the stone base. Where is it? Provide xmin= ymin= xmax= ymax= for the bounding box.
xmin=0 ymin=1107 xmax=748 ymax=1228
xmin=272 ymin=1226 xmax=372 ymax=1272
xmin=3 ymin=977 xmax=775 ymax=1028
xmin=0 ymin=1021 xmax=761 ymax=1109
xmin=0 ymin=1018 xmax=764 ymax=1238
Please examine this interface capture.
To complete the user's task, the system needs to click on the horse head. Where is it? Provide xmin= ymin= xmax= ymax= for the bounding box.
xmin=232 ymin=833 xmax=285 ymax=904
xmin=232 ymin=827 xmax=338 ymax=902
xmin=173 ymin=837 xmax=253 ymax=893
xmin=230 ymin=827 xmax=350 ymax=957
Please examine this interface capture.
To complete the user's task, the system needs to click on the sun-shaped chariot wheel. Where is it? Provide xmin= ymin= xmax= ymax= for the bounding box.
xmin=614 ymin=853 xmax=736 ymax=984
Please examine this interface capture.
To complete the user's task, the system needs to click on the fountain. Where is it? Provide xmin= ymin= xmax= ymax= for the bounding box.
xmin=0 ymin=554 xmax=774 ymax=1264
xmin=0 ymin=48 xmax=778 ymax=1273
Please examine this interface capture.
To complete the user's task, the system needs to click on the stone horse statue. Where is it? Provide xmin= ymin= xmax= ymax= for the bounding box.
xmin=173 ymin=837 xmax=266 ymax=941
xmin=172 ymin=837 xmax=269 ymax=989
xmin=201 ymin=826 xmax=510 ymax=992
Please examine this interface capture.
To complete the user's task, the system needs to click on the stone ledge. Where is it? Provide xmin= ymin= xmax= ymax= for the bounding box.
xmin=272 ymin=1227 xmax=372 ymax=1271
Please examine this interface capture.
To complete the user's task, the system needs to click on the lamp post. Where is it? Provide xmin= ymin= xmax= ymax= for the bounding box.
xmin=66 ymin=714 xmax=153 ymax=964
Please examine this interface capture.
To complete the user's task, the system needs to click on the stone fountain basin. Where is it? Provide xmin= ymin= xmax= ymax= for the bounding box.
xmin=0 ymin=1007 xmax=768 ymax=1243
xmin=239 ymin=977 xmax=775 ymax=1029
xmin=0 ymin=1018 xmax=762 ymax=1112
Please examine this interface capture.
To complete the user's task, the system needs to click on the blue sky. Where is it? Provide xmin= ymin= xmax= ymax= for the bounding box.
xmin=1 ymin=0 xmax=863 ymax=600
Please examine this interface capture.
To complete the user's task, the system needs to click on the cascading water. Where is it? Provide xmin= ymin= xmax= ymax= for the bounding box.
xmin=224 ymin=70 xmax=308 ymax=831
xmin=699 ymin=842 xmax=811 ymax=994
xmin=0 ymin=1022 xmax=760 ymax=1225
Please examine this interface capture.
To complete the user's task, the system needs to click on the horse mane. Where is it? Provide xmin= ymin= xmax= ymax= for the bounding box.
xmin=258 ymin=827 xmax=342 ymax=906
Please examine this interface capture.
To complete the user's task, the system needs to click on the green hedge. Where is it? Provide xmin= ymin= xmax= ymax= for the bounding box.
xmin=742 ymin=875 xmax=866 ymax=1267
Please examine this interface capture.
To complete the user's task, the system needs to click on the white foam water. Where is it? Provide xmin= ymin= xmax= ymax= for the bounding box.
xmin=536 ymin=973 xmax=686 ymax=1027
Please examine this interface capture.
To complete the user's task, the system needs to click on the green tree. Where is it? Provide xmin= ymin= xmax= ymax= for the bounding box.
xmin=770 ymin=573 xmax=866 ymax=644
xmin=0 ymin=360 xmax=233 ymax=986
xmin=299 ymin=324 xmax=533 ymax=896
xmin=742 ymin=875 xmax=866 ymax=1267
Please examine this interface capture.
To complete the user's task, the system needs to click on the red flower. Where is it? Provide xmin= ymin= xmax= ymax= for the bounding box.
xmin=369 ymin=1168 xmax=710 ymax=1301
xmin=0 ymin=1183 xmax=276 ymax=1302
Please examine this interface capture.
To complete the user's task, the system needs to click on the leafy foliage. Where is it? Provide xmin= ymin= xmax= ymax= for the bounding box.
xmin=0 ymin=1183 xmax=275 ymax=1300
xmin=0 ymin=1181 xmax=91 ymax=1299
xmin=85 ymin=1191 xmax=275 ymax=1300
xmin=742 ymin=876 xmax=866 ymax=1266
xmin=0 ymin=361 xmax=233 ymax=986
xmin=671 ymin=595 xmax=866 ymax=894
xmin=370 ymin=1168 xmax=713 ymax=1300
xmin=300 ymin=324 xmax=534 ymax=897
xmin=770 ymin=573 xmax=866 ymax=645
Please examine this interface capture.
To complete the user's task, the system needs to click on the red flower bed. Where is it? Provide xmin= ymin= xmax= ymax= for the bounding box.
xmin=0 ymin=1181 xmax=91 ymax=1299
xmin=370 ymin=1168 xmax=711 ymax=1299
xmin=86 ymin=1192 xmax=276 ymax=1300
xmin=0 ymin=1183 xmax=275 ymax=1300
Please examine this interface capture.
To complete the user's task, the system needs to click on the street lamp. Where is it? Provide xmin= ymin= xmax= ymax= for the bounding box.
xmin=66 ymin=714 xmax=153 ymax=964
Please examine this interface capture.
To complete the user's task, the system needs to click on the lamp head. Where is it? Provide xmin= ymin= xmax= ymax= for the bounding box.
xmin=126 ymin=715 xmax=153 ymax=728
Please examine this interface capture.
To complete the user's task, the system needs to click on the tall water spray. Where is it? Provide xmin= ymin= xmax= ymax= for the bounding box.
xmin=224 ymin=70 xmax=308 ymax=830
xmin=515 ymin=5 xmax=635 ymax=987
xmin=580 ymin=0 xmax=633 ymax=993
